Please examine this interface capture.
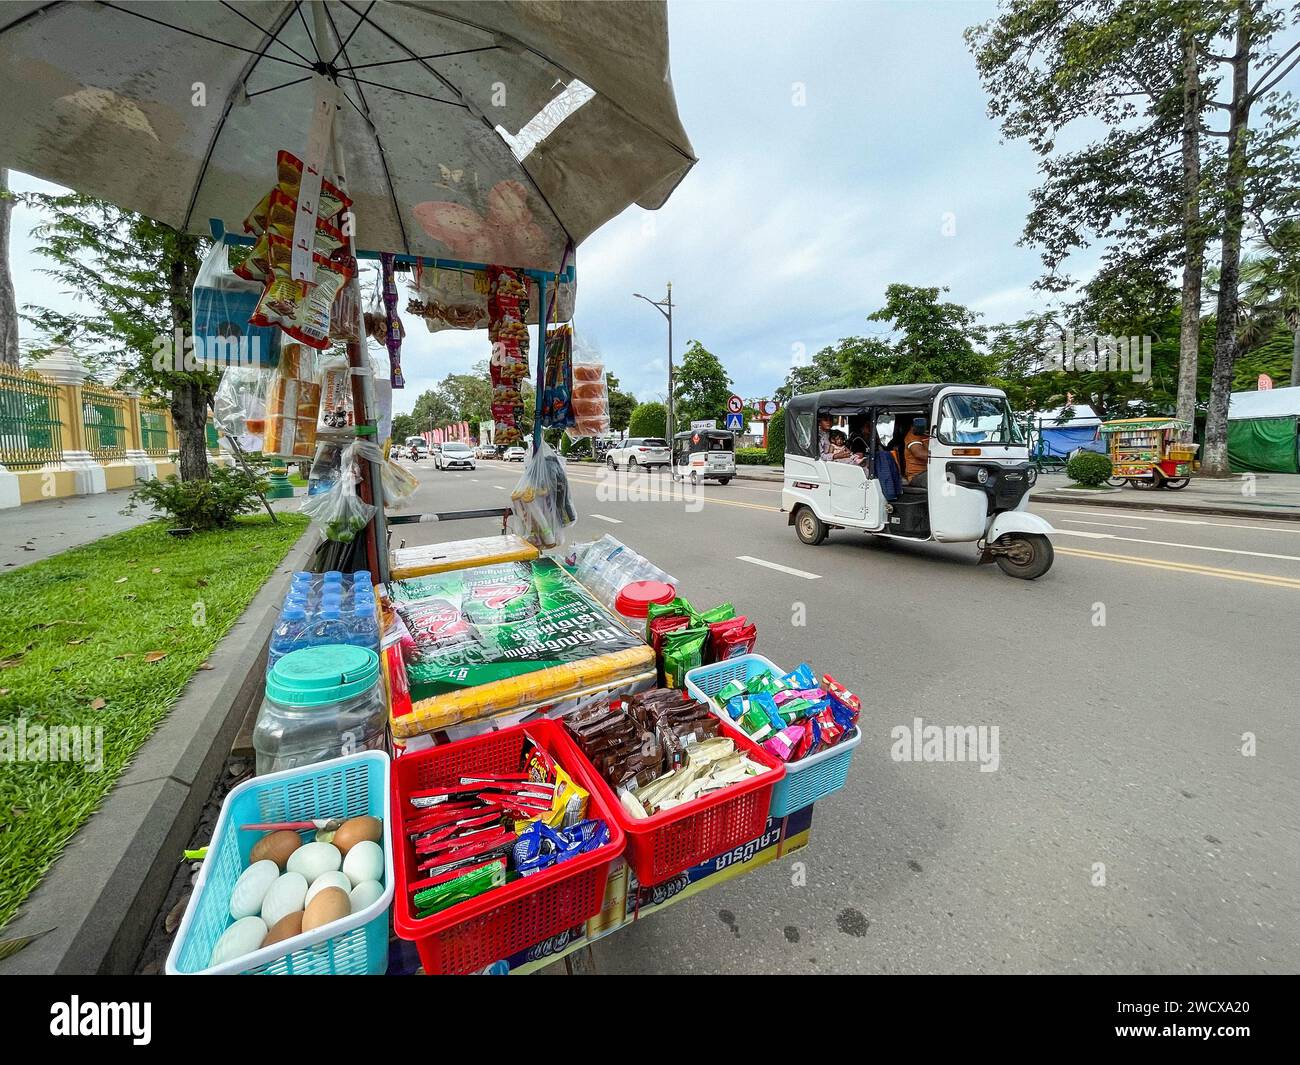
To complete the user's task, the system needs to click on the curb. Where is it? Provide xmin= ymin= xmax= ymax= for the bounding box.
xmin=0 ymin=526 xmax=318 ymax=975
xmin=734 ymin=468 xmax=783 ymax=482
xmin=1030 ymin=491 xmax=1300 ymax=522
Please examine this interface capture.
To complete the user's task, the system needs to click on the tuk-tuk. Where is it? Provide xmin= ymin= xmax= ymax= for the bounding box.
xmin=782 ymin=384 xmax=1055 ymax=579
xmin=1097 ymin=417 xmax=1196 ymax=489
xmin=672 ymin=428 xmax=735 ymax=484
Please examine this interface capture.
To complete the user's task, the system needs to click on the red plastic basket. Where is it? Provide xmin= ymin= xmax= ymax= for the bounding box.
xmin=390 ymin=718 xmax=625 ymax=974
xmin=551 ymin=719 xmax=785 ymax=887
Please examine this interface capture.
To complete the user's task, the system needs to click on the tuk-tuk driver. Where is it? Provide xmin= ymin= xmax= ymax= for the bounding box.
xmin=817 ymin=414 xmax=833 ymax=458
xmin=904 ymin=416 xmax=930 ymax=485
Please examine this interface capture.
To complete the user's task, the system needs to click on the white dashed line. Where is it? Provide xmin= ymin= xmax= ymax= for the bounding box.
xmin=735 ymin=555 xmax=821 ymax=579
xmin=589 ymin=513 xmax=623 ymax=524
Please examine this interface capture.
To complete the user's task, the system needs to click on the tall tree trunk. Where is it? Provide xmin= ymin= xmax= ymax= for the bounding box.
xmin=1202 ymin=4 xmax=1253 ymax=477
xmin=167 ymin=233 xmax=210 ymax=481
xmin=1176 ymin=25 xmax=1204 ymax=439
xmin=0 ymin=169 xmax=19 ymax=368
xmin=1291 ymin=324 xmax=1300 ymax=388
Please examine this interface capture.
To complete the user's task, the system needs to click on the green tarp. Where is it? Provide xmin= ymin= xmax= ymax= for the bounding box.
xmin=1228 ymin=416 xmax=1300 ymax=474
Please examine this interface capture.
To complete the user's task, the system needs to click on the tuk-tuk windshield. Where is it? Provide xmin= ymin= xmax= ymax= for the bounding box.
xmin=937 ymin=394 xmax=1024 ymax=446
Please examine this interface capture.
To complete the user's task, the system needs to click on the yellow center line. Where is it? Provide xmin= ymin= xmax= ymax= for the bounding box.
xmin=1057 ymin=546 xmax=1300 ymax=590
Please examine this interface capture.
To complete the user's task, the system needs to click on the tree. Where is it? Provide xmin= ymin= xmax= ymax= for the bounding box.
xmin=628 ymin=401 xmax=667 ymax=438
xmin=410 ymin=388 xmax=456 ymax=433
xmin=765 ymin=407 xmax=786 ymax=465
xmin=1202 ymin=1 xmax=1299 ymax=475
xmin=439 ymin=367 xmax=493 ymax=426
xmin=606 ymin=371 xmax=636 ymax=432
xmin=0 ymin=170 xmax=17 ymax=367
xmin=775 ymin=347 xmax=845 ymax=402
xmin=20 ymin=192 xmax=212 ymax=480
xmin=673 ymin=340 xmax=732 ymax=425
xmin=391 ymin=413 xmax=418 ymax=442
xmin=967 ymin=0 xmax=1214 ymax=433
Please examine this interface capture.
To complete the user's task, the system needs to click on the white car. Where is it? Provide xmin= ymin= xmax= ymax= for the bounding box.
xmin=606 ymin=437 xmax=670 ymax=469
xmin=436 ymin=441 xmax=476 ymax=470
xmin=504 ymin=446 xmax=527 ymax=462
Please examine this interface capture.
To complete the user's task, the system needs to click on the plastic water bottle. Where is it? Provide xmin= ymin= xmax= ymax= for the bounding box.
xmin=346 ymin=603 xmax=380 ymax=652
xmin=268 ymin=605 xmax=308 ymax=670
xmin=310 ymin=606 xmax=347 ymax=646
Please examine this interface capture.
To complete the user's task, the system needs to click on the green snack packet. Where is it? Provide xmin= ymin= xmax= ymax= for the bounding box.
xmin=413 ymin=859 xmax=506 ymax=917
xmin=717 ymin=678 xmax=748 ymax=703
xmin=697 ymin=602 xmax=736 ymax=625
xmin=645 ymin=596 xmax=694 ymax=640
xmin=780 ymin=697 xmax=814 ymax=719
xmin=748 ymin=672 xmax=783 ymax=697
xmin=662 ymin=627 xmax=708 ymax=689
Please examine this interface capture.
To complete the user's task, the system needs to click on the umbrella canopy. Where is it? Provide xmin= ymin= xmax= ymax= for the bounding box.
xmin=0 ymin=0 xmax=696 ymax=272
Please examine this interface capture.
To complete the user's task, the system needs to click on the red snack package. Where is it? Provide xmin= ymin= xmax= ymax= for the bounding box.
xmin=707 ymin=616 xmax=757 ymax=663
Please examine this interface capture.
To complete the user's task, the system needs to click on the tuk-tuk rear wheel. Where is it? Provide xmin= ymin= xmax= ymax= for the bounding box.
xmin=794 ymin=507 xmax=828 ymax=546
xmin=994 ymin=533 xmax=1053 ymax=579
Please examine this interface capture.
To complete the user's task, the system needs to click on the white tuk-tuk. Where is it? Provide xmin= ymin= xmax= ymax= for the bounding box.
xmin=781 ymin=384 xmax=1055 ymax=578
xmin=671 ymin=427 xmax=736 ymax=484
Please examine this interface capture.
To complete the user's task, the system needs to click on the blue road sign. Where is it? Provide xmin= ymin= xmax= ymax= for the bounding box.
xmin=725 ymin=412 xmax=744 ymax=431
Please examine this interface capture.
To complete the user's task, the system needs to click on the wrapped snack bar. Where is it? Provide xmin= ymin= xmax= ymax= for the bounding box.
xmin=389 ymin=534 xmax=540 ymax=580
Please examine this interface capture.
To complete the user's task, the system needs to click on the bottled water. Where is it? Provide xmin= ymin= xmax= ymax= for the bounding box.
xmin=346 ymin=602 xmax=380 ymax=653
xmin=310 ymin=605 xmax=347 ymax=646
xmin=268 ymin=605 xmax=308 ymax=670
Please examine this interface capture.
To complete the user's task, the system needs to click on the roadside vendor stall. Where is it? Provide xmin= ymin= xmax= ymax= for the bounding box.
xmin=1098 ymin=417 xmax=1196 ymax=490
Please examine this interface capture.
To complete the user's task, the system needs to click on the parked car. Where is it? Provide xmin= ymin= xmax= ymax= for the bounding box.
xmin=504 ymin=445 xmax=527 ymax=462
xmin=606 ymin=436 xmax=670 ymax=469
xmin=476 ymin=445 xmax=496 ymax=459
xmin=436 ymin=440 xmax=476 ymax=470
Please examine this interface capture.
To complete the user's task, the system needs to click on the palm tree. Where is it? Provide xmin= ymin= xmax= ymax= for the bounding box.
xmin=0 ymin=169 xmax=18 ymax=368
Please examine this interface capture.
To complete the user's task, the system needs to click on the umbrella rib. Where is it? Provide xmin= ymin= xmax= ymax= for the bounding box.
xmin=348 ymin=77 xmax=465 ymax=107
xmin=328 ymin=0 xmax=374 ymax=67
xmin=338 ymin=45 xmax=499 ymax=72
xmin=219 ymin=0 xmax=312 ymax=66
xmin=293 ymin=0 xmax=322 ymax=64
xmin=0 ymin=0 xmax=65 ymax=40
xmin=320 ymin=1 xmax=410 ymax=256
xmin=180 ymin=1 xmax=302 ymax=233
xmin=97 ymin=2 xmax=313 ymax=70
xmin=245 ymin=75 xmax=312 ymax=99
xmin=335 ymin=0 xmax=577 ymax=253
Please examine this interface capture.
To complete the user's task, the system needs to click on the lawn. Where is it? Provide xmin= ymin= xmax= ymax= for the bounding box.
xmin=0 ymin=514 xmax=309 ymax=932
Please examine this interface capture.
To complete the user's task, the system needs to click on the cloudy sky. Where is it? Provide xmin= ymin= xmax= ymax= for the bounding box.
xmin=3 ymin=1 xmax=1142 ymax=414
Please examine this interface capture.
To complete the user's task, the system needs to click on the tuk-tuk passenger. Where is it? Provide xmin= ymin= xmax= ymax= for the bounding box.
xmin=904 ymin=416 xmax=930 ymax=485
xmin=825 ymin=427 xmax=849 ymax=462
xmin=817 ymin=415 xmax=833 ymax=458
xmin=872 ymin=434 xmax=903 ymax=500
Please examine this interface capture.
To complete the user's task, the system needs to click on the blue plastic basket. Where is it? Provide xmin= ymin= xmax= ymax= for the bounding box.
xmin=166 ymin=750 xmax=394 ymax=975
xmin=684 ymin=654 xmax=861 ymax=818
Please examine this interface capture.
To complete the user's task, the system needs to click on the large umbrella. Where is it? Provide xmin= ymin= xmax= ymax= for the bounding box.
xmin=0 ymin=0 xmax=696 ymax=273
xmin=0 ymin=0 xmax=696 ymax=577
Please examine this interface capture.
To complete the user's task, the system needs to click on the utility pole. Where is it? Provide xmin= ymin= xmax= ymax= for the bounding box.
xmin=634 ymin=283 xmax=675 ymax=439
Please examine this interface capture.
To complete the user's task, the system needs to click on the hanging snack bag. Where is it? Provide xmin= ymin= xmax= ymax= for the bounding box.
xmin=262 ymin=343 xmax=321 ymax=459
xmin=317 ymin=354 xmax=357 ymax=433
xmin=567 ymin=331 xmax=609 ymax=439
xmin=300 ymin=438 xmax=376 ymax=543
xmin=213 ymin=365 xmax=273 ymax=452
xmin=192 ymin=240 xmax=281 ymax=370
xmin=510 ymin=440 xmax=576 ymax=550
xmin=542 ymin=324 xmax=575 ymax=430
xmin=243 ymin=150 xmax=352 ymax=235
xmin=249 ymin=238 xmax=355 ymax=350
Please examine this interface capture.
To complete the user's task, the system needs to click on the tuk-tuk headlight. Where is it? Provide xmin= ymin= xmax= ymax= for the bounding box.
xmin=976 ymin=468 xmax=989 ymax=484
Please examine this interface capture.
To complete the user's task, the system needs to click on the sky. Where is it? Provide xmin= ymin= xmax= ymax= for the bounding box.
xmin=9 ymin=0 xmax=1281 ymax=419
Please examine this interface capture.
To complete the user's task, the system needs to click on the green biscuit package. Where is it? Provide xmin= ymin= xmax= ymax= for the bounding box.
xmin=390 ymin=558 xmax=653 ymax=736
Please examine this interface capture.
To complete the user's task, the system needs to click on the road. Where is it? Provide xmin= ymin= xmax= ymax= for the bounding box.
xmin=393 ymin=457 xmax=1300 ymax=974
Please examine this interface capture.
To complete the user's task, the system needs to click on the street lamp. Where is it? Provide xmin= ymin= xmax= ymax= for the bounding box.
xmin=633 ymin=283 xmax=674 ymax=440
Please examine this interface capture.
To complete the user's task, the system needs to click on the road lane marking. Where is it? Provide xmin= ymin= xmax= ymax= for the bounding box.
xmin=1057 ymin=546 xmax=1300 ymax=590
xmin=589 ymin=513 xmax=623 ymax=524
xmin=736 ymin=555 xmax=821 ymax=579
xmin=1053 ymin=528 xmax=1300 ymax=563
xmin=492 ymin=484 xmax=507 ymax=491
xmin=1038 ymin=506 xmax=1300 ymax=533
xmin=1059 ymin=518 xmax=1147 ymax=530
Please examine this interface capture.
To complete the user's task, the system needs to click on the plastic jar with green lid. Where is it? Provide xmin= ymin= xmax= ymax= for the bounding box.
xmin=253 ymin=643 xmax=387 ymax=775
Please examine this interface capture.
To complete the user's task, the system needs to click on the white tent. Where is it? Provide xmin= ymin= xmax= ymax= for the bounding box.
xmin=1227 ymin=386 xmax=1300 ymax=420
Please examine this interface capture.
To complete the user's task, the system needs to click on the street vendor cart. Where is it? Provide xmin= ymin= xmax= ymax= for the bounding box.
xmin=1097 ymin=417 xmax=1197 ymax=490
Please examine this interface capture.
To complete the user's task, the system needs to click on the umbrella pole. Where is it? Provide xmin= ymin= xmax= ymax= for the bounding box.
xmin=532 ymin=272 xmax=547 ymax=452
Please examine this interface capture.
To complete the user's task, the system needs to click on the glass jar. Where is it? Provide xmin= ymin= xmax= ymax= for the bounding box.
xmin=253 ymin=643 xmax=387 ymax=775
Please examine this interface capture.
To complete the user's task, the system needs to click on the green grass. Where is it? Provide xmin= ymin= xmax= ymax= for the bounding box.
xmin=0 ymin=514 xmax=309 ymax=932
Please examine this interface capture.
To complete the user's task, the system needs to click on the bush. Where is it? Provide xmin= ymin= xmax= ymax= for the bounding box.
xmin=125 ymin=464 xmax=270 ymax=530
xmin=765 ymin=408 xmax=786 ymax=465
xmin=565 ymin=437 xmax=593 ymax=459
xmin=628 ymin=401 xmax=667 ymax=438
xmin=1066 ymin=449 xmax=1113 ymax=487
xmin=736 ymin=447 xmax=768 ymax=465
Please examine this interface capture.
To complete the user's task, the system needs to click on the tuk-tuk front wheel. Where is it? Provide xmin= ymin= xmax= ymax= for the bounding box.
xmin=994 ymin=533 xmax=1053 ymax=580
xmin=794 ymin=507 xmax=828 ymax=546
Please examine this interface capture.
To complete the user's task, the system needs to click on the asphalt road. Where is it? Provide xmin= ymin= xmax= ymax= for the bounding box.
xmin=394 ymin=457 xmax=1300 ymax=974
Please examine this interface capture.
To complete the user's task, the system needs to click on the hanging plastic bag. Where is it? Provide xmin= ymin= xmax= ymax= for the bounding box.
xmin=567 ymin=331 xmax=609 ymax=439
xmin=353 ymin=437 xmax=419 ymax=506
xmin=192 ymin=240 xmax=281 ymax=370
xmin=213 ymin=365 xmax=273 ymax=452
xmin=300 ymin=438 xmax=376 ymax=543
xmin=263 ymin=343 xmax=321 ymax=459
xmin=510 ymin=440 xmax=576 ymax=550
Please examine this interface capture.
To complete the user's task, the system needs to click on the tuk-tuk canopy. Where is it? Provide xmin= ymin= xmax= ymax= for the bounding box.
xmin=1097 ymin=417 xmax=1192 ymax=434
xmin=785 ymin=384 xmax=960 ymax=417
xmin=675 ymin=428 xmax=734 ymax=452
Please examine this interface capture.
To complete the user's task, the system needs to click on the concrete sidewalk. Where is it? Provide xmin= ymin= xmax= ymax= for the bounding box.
xmin=0 ymin=484 xmax=306 ymax=571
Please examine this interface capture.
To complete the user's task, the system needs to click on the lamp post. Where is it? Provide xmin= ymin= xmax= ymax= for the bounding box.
xmin=633 ymin=283 xmax=674 ymax=440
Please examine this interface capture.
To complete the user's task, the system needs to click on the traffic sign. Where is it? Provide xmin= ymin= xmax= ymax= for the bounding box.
xmin=725 ymin=412 xmax=744 ymax=431
xmin=727 ymin=394 xmax=743 ymax=414
xmin=691 ymin=419 xmax=716 ymax=430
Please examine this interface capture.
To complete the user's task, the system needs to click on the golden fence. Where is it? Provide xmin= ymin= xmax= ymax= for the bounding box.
xmin=0 ymin=365 xmax=64 ymax=470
